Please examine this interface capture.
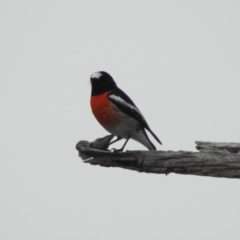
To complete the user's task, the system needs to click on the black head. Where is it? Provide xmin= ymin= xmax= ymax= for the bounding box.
xmin=90 ymin=71 xmax=117 ymax=96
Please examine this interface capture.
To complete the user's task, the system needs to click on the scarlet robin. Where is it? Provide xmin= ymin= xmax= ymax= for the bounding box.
xmin=90 ymin=71 xmax=162 ymax=151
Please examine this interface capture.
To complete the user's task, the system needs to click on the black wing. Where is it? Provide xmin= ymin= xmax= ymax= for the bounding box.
xmin=108 ymin=88 xmax=149 ymax=128
xmin=108 ymin=88 xmax=162 ymax=145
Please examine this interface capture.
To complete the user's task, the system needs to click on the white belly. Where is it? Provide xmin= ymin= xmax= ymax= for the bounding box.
xmin=103 ymin=111 xmax=153 ymax=150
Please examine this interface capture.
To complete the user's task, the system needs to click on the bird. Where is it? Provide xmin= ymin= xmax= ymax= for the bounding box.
xmin=90 ymin=71 xmax=162 ymax=151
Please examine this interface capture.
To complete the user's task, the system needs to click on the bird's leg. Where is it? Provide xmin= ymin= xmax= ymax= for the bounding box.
xmin=108 ymin=136 xmax=122 ymax=146
xmin=112 ymin=136 xmax=130 ymax=152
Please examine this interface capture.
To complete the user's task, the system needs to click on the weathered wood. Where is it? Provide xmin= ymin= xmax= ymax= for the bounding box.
xmin=196 ymin=141 xmax=240 ymax=153
xmin=76 ymin=136 xmax=240 ymax=179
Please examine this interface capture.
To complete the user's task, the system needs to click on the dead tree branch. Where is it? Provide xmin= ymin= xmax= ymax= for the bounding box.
xmin=76 ymin=135 xmax=240 ymax=178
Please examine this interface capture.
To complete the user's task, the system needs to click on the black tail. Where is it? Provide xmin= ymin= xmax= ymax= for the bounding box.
xmin=142 ymin=129 xmax=156 ymax=150
xmin=147 ymin=127 xmax=162 ymax=145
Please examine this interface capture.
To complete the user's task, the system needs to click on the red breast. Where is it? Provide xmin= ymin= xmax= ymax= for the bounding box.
xmin=90 ymin=92 xmax=120 ymax=128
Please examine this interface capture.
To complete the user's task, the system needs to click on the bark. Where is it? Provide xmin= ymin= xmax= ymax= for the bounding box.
xmin=76 ymin=135 xmax=240 ymax=178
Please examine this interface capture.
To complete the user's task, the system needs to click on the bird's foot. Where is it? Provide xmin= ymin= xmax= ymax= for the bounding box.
xmin=111 ymin=148 xmax=124 ymax=153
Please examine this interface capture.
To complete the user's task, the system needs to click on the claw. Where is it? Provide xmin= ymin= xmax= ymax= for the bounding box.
xmin=111 ymin=148 xmax=123 ymax=152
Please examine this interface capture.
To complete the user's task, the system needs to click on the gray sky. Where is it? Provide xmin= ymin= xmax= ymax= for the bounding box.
xmin=1 ymin=1 xmax=240 ymax=239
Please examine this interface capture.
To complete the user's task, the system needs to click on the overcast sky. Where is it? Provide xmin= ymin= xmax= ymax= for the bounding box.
xmin=1 ymin=1 xmax=240 ymax=239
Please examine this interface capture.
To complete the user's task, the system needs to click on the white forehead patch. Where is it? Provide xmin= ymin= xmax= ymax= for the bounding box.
xmin=91 ymin=72 xmax=102 ymax=79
